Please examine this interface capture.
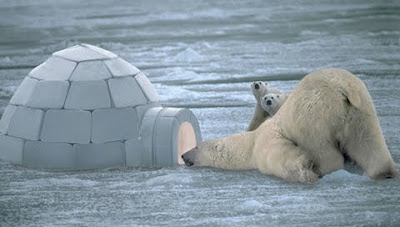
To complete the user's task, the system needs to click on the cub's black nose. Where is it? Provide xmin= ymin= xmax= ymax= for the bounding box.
xmin=254 ymin=83 xmax=260 ymax=90
xmin=266 ymin=100 xmax=272 ymax=105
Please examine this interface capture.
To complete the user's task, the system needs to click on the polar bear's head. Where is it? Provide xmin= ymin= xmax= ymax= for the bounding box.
xmin=260 ymin=93 xmax=287 ymax=116
xmin=251 ymin=81 xmax=268 ymax=100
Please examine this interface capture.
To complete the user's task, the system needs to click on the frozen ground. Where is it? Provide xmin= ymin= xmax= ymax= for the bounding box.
xmin=1 ymin=0 xmax=400 ymax=226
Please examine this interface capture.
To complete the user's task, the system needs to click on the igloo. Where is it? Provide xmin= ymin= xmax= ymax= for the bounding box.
xmin=0 ymin=44 xmax=201 ymax=170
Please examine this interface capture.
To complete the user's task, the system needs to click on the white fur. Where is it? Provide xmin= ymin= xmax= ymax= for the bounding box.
xmin=247 ymin=81 xmax=282 ymax=131
xmin=184 ymin=68 xmax=399 ymax=183
xmin=260 ymin=93 xmax=288 ymax=116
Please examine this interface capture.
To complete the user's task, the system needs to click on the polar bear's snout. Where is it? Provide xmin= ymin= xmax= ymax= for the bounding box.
xmin=254 ymin=83 xmax=260 ymax=90
xmin=266 ymin=100 xmax=272 ymax=105
xmin=182 ymin=147 xmax=199 ymax=166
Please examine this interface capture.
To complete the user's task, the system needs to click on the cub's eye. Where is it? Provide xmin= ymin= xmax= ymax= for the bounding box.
xmin=271 ymin=97 xmax=274 ymax=99
xmin=277 ymin=95 xmax=280 ymax=98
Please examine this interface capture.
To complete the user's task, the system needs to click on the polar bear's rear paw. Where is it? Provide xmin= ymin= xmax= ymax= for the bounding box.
xmin=298 ymin=158 xmax=321 ymax=184
xmin=299 ymin=169 xmax=320 ymax=184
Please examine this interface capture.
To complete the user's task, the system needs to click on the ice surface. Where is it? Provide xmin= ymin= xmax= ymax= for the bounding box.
xmin=9 ymin=77 xmax=38 ymax=106
xmin=64 ymin=80 xmax=111 ymax=110
xmin=108 ymin=77 xmax=147 ymax=107
xmin=7 ymin=106 xmax=44 ymax=140
xmin=28 ymin=56 xmax=77 ymax=80
xmin=69 ymin=60 xmax=112 ymax=81
xmin=27 ymin=80 xmax=69 ymax=109
xmin=105 ymin=57 xmax=140 ymax=77
xmin=91 ymin=108 xmax=140 ymax=143
xmin=41 ymin=110 xmax=91 ymax=144
xmin=53 ymin=45 xmax=110 ymax=62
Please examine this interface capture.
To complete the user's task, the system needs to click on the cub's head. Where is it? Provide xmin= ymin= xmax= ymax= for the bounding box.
xmin=251 ymin=81 xmax=268 ymax=100
xmin=260 ymin=93 xmax=286 ymax=116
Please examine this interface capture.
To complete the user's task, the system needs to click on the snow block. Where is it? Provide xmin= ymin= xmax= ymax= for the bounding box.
xmin=108 ymin=77 xmax=147 ymax=108
xmin=27 ymin=80 xmax=70 ymax=109
xmin=154 ymin=116 xmax=179 ymax=166
xmin=7 ymin=106 xmax=44 ymax=140
xmin=135 ymin=102 xmax=162 ymax=127
xmin=190 ymin=111 xmax=202 ymax=142
xmin=23 ymin=141 xmax=75 ymax=169
xmin=81 ymin=43 xmax=118 ymax=58
xmin=64 ymin=80 xmax=111 ymax=110
xmin=140 ymin=107 xmax=163 ymax=166
xmin=41 ymin=110 xmax=91 ymax=144
xmin=53 ymin=45 xmax=110 ymax=62
xmin=0 ymin=105 xmax=17 ymax=134
xmin=29 ymin=56 xmax=77 ymax=81
xmin=10 ymin=77 xmax=38 ymax=106
xmin=91 ymin=108 xmax=140 ymax=143
xmin=74 ymin=142 xmax=125 ymax=170
xmin=70 ymin=60 xmax=112 ymax=81
xmin=125 ymin=138 xmax=149 ymax=167
xmin=135 ymin=72 xmax=160 ymax=102
xmin=105 ymin=57 xmax=140 ymax=77
xmin=162 ymin=108 xmax=190 ymax=120
xmin=0 ymin=134 xmax=25 ymax=164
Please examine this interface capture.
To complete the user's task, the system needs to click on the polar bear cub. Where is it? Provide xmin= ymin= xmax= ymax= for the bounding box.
xmin=261 ymin=93 xmax=288 ymax=116
xmin=247 ymin=81 xmax=283 ymax=131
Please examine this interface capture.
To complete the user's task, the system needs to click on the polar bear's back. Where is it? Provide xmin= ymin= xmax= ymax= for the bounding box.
xmin=276 ymin=68 xmax=372 ymax=149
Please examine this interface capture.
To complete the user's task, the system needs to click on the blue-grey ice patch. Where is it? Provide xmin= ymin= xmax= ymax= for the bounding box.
xmin=237 ymin=200 xmax=270 ymax=214
xmin=144 ymin=173 xmax=193 ymax=186
xmin=10 ymin=177 xmax=98 ymax=189
xmin=320 ymin=170 xmax=369 ymax=183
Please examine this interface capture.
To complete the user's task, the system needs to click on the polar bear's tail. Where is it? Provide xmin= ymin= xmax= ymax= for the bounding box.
xmin=322 ymin=68 xmax=368 ymax=111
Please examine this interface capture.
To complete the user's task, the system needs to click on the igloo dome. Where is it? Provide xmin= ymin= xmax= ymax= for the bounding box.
xmin=0 ymin=44 xmax=201 ymax=170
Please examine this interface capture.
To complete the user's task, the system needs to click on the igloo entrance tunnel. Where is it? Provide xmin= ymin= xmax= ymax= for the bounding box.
xmin=0 ymin=44 xmax=201 ymax=169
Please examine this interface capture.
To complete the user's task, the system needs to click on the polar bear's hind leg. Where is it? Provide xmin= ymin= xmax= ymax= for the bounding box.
xmin=255 ymin=137 xmax=321 ymax=184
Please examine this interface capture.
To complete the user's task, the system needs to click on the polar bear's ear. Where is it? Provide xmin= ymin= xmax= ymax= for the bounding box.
xmin=341 ymin=89 xmax=361 ymax=109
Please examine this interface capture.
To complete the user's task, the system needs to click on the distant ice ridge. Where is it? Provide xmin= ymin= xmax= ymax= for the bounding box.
xmin=168 ymin=47 xmax=205 ymax=63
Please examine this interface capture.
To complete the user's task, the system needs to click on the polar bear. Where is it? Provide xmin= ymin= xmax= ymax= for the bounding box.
xmin=260 ymin=93 xmax=288 ymax=116
xmin=247 ymin=81 xmax=282 ymax=131
xmin=183 ymin=68 xmax=399 ymax=183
